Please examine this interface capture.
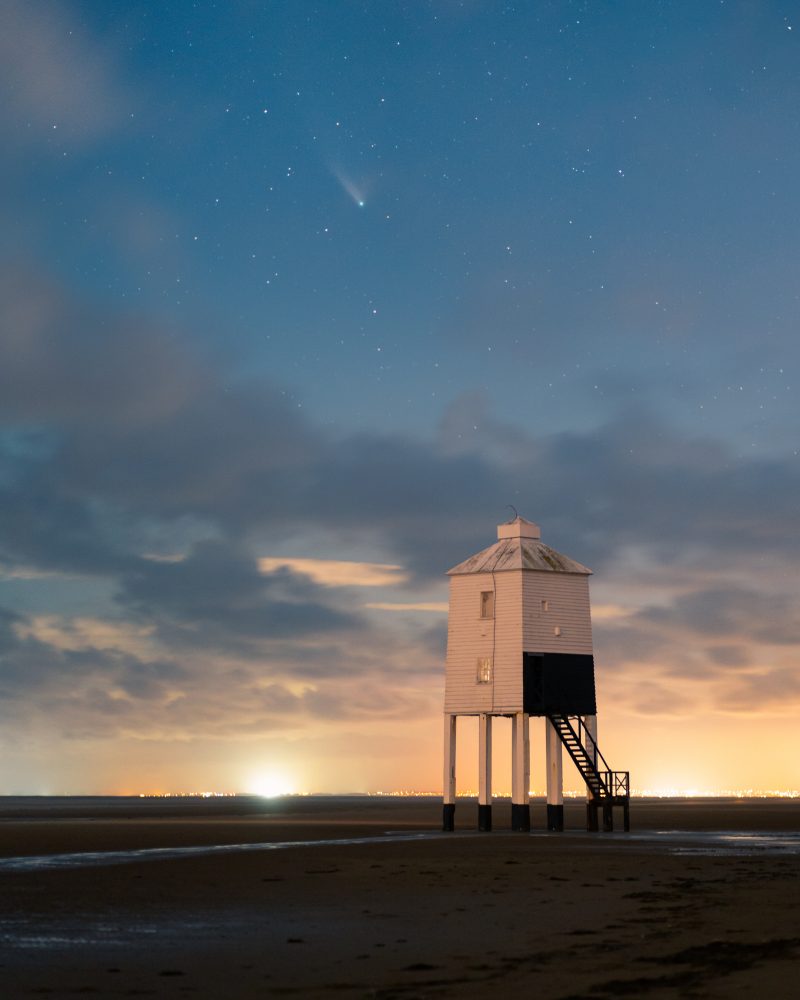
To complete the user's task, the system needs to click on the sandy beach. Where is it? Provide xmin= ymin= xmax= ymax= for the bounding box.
xmin=0 ymin=797 xmax=798 ymax=998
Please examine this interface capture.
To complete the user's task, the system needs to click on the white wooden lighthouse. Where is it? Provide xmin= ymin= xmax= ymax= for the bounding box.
xmin=442 ymin=515 xmax=629 ymax=833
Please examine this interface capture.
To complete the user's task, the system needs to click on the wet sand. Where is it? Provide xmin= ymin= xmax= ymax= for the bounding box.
xmin=0 ymin=797 xmax=798 ymax=998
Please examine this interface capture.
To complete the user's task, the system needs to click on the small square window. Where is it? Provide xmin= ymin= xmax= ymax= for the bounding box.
xmin=476 ymin=657 xmax=493 ymax=684
xmin=541 ymin=599 xmax=549 ymax=612
xmin=553 ymin=626 xmax=562 ymax=637
xmin=480 ymin=591 xmax=495 ymax=619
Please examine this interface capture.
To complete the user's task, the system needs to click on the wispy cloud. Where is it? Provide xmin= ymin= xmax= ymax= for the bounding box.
xmin=258 ymin=558 xmax=407 ymax=588
xmin=365 ymin=602 xmax=448 ymax=613
xmin=590 ymin=603 xmax=634 ymax=622
xmin=17 ymin=615 xmax=156 ymax=656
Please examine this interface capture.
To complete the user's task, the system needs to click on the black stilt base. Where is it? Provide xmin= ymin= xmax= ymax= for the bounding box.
xmin=511 ymin=802 xmax=531 ymax=832
xmin=442 ymin=803 xmax=455 ymax=832
xmin=586 ymin=801 xmax=630 ymax=832
xmin=546 ymin=803 xmax=564 ymax=832
xmin=478 ymin=804 xmax=492 ymax=832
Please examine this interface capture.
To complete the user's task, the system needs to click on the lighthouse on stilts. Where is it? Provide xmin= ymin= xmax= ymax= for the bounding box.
xmin=442 ymin=515 xmax=629 ymax=833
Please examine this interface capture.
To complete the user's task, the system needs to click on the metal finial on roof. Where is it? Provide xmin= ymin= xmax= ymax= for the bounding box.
xmin=505 ymin=504 xmax=519 ymax=522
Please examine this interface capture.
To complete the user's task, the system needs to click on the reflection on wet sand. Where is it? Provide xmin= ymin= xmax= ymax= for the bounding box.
xmin=1 ymin=827 xmax=799 ymax=874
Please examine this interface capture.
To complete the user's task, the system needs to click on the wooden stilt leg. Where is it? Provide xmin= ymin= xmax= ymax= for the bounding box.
xmin=442 ymin=714 xmax=456 ymax=831
xmin=511 ymin=713 xmax=530 ymax=831
xmin=478 ymin=714 xmax=492 ymax=831
xmin=546 ymin=718 xmax=564 ymax=831
xmin=584 ymin=715 xmax=599 ymax=833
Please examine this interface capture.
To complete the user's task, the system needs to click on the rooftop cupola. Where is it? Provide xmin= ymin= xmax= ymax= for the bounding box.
xmin=447 ymin=517 xmax=591 ymax=576
xmin=497 ymin=516 xmax=541 ymax=540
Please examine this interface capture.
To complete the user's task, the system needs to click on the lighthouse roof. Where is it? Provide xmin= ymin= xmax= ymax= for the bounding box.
xmin=447 ymin=517 xmax=592 ymax=576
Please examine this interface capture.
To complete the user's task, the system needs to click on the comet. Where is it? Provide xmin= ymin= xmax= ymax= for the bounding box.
xmin=330 ymin=166 xmax=367 ymax=207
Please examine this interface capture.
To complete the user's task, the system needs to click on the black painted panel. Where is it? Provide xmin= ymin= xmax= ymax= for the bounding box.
xmin=522 ymin=652 xmax=597 ymax=715
xmin=546 ymin=803 xmax=565 ymax=832
xmin=511 ymin=803 xmax=531 ymax=832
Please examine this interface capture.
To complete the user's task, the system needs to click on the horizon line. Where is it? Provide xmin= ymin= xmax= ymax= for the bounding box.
xmin=1 ymin=790 xmax=798 ymax=800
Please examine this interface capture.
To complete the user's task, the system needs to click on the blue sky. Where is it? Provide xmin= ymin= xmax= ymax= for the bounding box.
xmin=1 ymin=1 xmax=799 ymax=794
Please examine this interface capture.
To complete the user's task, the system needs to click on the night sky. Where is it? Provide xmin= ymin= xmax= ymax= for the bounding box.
xmin=1 ymin=1 xmax=799 ymax=795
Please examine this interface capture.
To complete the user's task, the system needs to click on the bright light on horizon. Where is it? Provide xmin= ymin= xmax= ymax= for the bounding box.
xmin=246 ymin=772 xmax=297 ymax=798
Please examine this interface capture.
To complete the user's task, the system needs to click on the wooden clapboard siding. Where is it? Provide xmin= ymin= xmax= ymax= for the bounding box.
xmin=444 ymin=573 xmax=494 ymax=714
xmin=444 ymin=572 xmax=523 ymax=713
xmin=492 ymin=570 xmax=523 ymax=712
xmin=445 ymin=571 xmax=593 ymax=713
xmin=522 ymin=572 xmax=593 ymax=654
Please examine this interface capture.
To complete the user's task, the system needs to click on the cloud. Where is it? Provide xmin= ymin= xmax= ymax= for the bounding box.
xmin=591 ymin=603 xmax=634 ymax=622
xmin=0 ymin=595 xmax=442 ymax=744
xmin=18 ymin=616 xmax=155 ymax=656
xmin=592 ymin=576 xmax=800 ymax=718
xmin=2 ymin=261 xmax=800 ymax=746
xmin=0 ymin=612 xmax=184 ymax=716
xmin=622 ymin=680 xmax=693 ymax=717
xmin=117 ymin=541 xmax=363 ymax=648
xmin=0 ymin=607 xmax=22 ymax=653
xmin=5 ymin=263 xmax=800 ymax=589
xmin=717 ymin=667 xmax=800 ymax=713
xmin=595 ymin=584 xmax=800 ymax=677
xmin=704 ymin=645 xmax=751 ymax=668
xmin=0 ymin=266 xmax=206 ymax=429
xmin=639 ymin=586 xmax=800 ymax=647
xmin=258 ymin=557 xmax=407 ymax=587
xmin=365 ymin=602 xmax=449 ymax=612
xmin=0 ymin=0 xmax=133 ymax=146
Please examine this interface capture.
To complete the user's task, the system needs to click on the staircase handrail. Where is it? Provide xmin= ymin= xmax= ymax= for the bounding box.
xmin=596 ymin=769 xmax=630 ymax=798
xmin=571 ymin=715 xmax=612 ymax=774
xmin=551 ymin=714 xmax=611 ymax=797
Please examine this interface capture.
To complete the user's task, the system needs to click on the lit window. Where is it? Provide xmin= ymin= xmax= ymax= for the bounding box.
xmin=480 ymin=591 xmax=495 ymax=618
xmin=476 ymin=657 xmax=493 ymax=683
xmin=541 ymin=599 xmax=549 ymax=612
xmin=553 ymin=626 xmax=562 ymax=637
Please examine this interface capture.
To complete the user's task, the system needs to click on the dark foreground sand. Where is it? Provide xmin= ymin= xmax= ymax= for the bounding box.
xmin=0 ymin=797 xmax=798 ymax=998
